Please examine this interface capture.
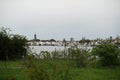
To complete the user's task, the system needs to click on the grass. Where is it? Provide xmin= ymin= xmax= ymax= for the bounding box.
xmin=0 ymin=61 xmax=28 ymax=80
xmin=0 ymin=60 xmax=120 ymax=80
xmin=0 ymin=68 xmax=28 ymax=80
xmin=71 ymin=68 xmax=120 ymax=80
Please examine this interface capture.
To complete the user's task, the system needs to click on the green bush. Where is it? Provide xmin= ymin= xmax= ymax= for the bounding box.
xmin=23 ymin=54 xmax=72 ymax=80
xmin=68 ymin=46 xmax=89 ymax=68
xmin=91 ymin=44 xmax=120 ymax=66
xmin=0 ymin=27 xmax=28 ymax=60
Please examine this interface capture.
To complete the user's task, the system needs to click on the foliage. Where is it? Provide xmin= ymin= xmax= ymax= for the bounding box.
xmin=0 ymin=27 xmax=28 ymax=60
xmin=1 ymin=60 xmax=120 ymax=80
xmin=79 ymin=37 xmax=90 ymax=44
xmin=91 ymin=43 xmax=120 ymax=66
xmin=24 ymin=56 xmax=49 ymax=80
xmin=68 ymin=46 xmax=89 ymax=68
xmin=23 ymin=54 xmax=72 ymax=80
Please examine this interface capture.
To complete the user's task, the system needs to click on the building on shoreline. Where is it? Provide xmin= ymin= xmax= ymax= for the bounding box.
xmin=27 ymin=34 xmax=120 ymax=47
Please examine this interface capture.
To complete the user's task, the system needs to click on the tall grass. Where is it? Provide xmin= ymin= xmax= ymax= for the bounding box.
xmin=23 ymin=54 xmax=72 ymax=80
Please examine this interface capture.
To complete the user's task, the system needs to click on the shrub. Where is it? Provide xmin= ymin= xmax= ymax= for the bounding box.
xmin=68 ymin=46 xmax=89 ymax=68
xmin=23 ymin=54 xmax=72 ymax=80
xmin=91 ymin=44 xmax=120 ymax=66
xmin=0 ymin=27 xmax=28 ymax=60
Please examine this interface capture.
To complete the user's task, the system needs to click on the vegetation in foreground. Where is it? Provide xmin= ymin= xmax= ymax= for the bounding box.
xmin=0 ymin=44 xmax=120 ymax=80
xmin=0 ymin=27 xmax=120 ymax=80
xmin=0 ymin=27 xmax=28 ymax=60
xmin=0 ymin=60 xmax=120 ymax=80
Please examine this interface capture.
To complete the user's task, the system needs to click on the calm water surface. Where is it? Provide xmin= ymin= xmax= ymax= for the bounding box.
xmin=29 ymin=46 xmax=93 ymax=54
xmin=30 ymin=46 xmax=67 ymax=54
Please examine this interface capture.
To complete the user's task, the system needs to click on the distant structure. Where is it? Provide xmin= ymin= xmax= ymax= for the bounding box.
xmin=27 ymin=35 xmax=120 ymax=47
xmin=34 ymin=34 xmax=37 ymax=40
xmin=70 ymin=37 xmax=74 ymax=42
xmin=33 ymin=34 xmax=40 ymax=42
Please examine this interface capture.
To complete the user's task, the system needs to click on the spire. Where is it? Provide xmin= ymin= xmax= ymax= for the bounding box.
xmin=34 ymin=34 xmax=37 ymax=40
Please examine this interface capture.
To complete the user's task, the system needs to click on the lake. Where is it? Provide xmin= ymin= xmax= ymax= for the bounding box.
xmin=29 ymin=46 xmax=93 ymax=54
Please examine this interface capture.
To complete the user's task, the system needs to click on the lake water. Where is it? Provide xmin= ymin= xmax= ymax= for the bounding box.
xmin=30 ymin=46 xmax=67 ymax=54
xmin=29 ymin=46 xmax=93 ymax=54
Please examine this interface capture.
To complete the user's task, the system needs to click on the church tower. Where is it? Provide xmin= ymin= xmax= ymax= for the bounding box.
xmin=34 ymin=34 xmax=37 ymax=40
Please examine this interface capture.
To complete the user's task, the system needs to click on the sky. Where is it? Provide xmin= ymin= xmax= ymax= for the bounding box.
xmin=0 ymin=0 xmax=120 ymax=40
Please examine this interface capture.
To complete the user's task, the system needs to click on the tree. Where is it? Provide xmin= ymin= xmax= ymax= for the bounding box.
xmin=10 ymin=35 xmax=28 ymax=59
xmin=92 ymin=43 xmax=120 ymax=66
xmin=0 ymin=27 xmax=28 ymax=60
xmin=49 ymin=39 xmax=56 ymax=42
xmin=79 ymin=37 xmax=90 ymax=45
xmin=115 ymin=36 xmax=120 ymax=47
xmin=63 ymin=38 xmax=67 ymax=48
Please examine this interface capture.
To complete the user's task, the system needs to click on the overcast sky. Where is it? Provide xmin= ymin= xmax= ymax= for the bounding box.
xmin=0 ymin=0 xmax=120 ymax=40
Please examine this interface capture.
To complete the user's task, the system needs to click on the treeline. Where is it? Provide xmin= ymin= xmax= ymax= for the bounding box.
xmin=0 ymin=27 xmax=28 ymax=60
